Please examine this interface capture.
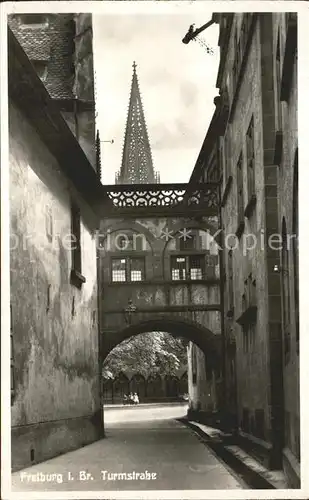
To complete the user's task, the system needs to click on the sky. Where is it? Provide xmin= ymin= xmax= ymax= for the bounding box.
xmin=93 ymin=13 xmax=219 ymax=185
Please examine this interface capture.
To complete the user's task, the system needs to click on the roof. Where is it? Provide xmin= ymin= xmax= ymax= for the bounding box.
xmin=8 ymin=15 xmax=75 ymax=100
xmin=8 ymin=27 xmax=110 ymax=212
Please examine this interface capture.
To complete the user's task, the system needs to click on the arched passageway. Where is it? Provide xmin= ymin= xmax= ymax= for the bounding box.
xmin=101 ymin=316 xmax=221 ymax=363
xmin=101 ymin=317 xmax=222 ymax=407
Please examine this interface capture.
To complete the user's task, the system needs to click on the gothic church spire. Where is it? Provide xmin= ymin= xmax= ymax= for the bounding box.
xmin=116 ymin=62 xmax=159 ymax=184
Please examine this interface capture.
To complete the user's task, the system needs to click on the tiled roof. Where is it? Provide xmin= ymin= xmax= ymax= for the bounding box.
xmin=8 ymin=14 xmax=75 ymax=100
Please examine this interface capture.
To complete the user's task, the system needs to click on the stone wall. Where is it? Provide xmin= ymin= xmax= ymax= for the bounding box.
xmin=187 ymin=343 xmax=220 ymax=415
xmin=210 ymin=13 xmax=299 ymax=484
xmin=9 ymin=100 xmax=102 ymax=471
xmin=99 ymin=218 xmax=222 ymax=358
xmin=221 ymin=16 xmax=273 ymax=445
xmin=274 ymin=14 xmax=299 ymax=486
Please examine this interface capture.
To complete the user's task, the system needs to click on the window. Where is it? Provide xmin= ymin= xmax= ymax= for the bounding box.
xmin=46 ymin=284 xmax=51 ymax=313
xmin=190 ymin=260 xmax=203 ymax=280
xmin=171 ymin=257 xmax=186 ymax=281
xmin=10 ymin=305 xmax=15 ymax=405
xmin=19 ymin=14 xmax=49 ymax=27
xmin=111 ymin=257 xmax=145 ymax=282
xmin=112 ymin=258 xmax=126 ymax=282
xmin=246 ymin=117 xmax=255 ymax=202
xmin=32 ymin=61 xmax=48 ymax=82
xmin=130 ymin=258 xmax=145 ymax=282
xmin=237 ymin=152 xmax=244 ymax=226
xmin=71 ymin=296 xmax=76 ymax=318
xmin=71 ymin=203 xmax=81 ymax=274
xmin=171 ymin=255 xmax=206 ymax=281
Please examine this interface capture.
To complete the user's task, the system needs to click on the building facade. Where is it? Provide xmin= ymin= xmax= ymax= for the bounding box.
xmin=275 ymin=13 xmax=299 ymax=487
xmin=100 ymin=64 xmax=222 ymax=414
xmin=9 ymin=18 xmax=103 ymax=471
xmin=9 ymin=13 xmax=96 ymax=169
xmin=187 ymin=13 xmax=299 ymax=487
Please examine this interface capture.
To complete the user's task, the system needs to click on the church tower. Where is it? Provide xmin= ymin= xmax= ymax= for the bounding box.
xmin=115 ymin=62 xmax=160 ymax=184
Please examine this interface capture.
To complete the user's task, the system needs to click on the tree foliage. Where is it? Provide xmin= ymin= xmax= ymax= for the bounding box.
xmin=102 ymin=332 xmax=188 ymax=380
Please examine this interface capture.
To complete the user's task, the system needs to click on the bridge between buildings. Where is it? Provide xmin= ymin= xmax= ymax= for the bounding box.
xmin=97 ymin=181 xmax=223 ymax=375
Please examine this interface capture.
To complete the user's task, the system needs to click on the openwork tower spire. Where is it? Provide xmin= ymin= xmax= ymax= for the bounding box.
xmin=116 ymin=62 xmax=159 ymax=184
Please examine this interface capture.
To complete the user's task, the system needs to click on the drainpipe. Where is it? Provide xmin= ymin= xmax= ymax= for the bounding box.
xmin=96 ymin=223 xmax=105 ymax=437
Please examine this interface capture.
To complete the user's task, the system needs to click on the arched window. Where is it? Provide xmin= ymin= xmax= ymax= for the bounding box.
xmin=282 ymin=217 xmax=291 ymax=362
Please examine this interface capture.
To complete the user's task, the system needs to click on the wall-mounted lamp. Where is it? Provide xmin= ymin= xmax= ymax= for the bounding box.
xmin=124 ymin=299 xmax=137 ymax=325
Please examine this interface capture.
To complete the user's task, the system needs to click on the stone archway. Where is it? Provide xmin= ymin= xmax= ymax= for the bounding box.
xmin=101 ymin=316 xmax=221 ymax=370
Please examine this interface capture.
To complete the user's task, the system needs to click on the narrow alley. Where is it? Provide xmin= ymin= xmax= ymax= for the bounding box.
xmin=4 ymin=5 xmax=302 ymax=498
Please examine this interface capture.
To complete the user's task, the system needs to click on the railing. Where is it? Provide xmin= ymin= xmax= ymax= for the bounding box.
xmin=101 ymin=182 xmax=219 ymax=218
